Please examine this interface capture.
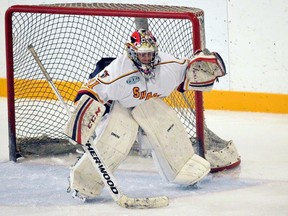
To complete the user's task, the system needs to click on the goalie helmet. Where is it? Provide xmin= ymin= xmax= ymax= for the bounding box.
xmin=126 ymin=29 xmax=160 ymax=79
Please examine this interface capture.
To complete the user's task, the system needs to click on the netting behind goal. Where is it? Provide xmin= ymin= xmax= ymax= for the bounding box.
xmin=5 ymin=3 xmax=206 ymax=161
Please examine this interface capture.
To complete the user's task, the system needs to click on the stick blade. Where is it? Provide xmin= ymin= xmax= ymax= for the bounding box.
xmin=117 ymin=195 xmax=169 ymax=209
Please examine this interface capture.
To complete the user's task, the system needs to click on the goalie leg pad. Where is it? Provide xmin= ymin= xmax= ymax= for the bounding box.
xmin=64 ymin=94 xmax=106 ymax=145
xmin=70 ymin=153 xmax=103 ymax=198
xmin=70 ymin=102 xmax=139 ymax=197
xmin=131 ymin=98 xmax=210 ymax=185
xmin=173 ymin=154 xmax=210 ymax=185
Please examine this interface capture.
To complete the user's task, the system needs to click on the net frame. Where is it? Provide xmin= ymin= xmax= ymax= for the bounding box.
xmin=5 ymin=3 xmax=206 ymax=161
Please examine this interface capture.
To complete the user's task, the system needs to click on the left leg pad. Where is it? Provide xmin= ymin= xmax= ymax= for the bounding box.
xmin=131 ymin=98 xmax=210 ymax=185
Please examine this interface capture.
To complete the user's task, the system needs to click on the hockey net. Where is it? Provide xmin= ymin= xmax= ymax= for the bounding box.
xmin=5 ymin=3 xmax=240 ymax=171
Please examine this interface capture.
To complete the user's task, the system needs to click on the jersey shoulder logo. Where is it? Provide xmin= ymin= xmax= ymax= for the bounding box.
xmin=126 ymin=76 xmax=140 ymax=85
xmin=99 ymin=70 xmax=110 ymax=79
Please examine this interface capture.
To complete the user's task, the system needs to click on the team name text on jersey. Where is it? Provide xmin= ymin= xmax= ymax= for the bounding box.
xmin=133 ymin=87 xmax=161 ymax=100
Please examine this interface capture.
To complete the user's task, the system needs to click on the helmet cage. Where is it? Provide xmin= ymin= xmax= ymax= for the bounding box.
xmin=126 ymin=29 xmax=159 ymax=79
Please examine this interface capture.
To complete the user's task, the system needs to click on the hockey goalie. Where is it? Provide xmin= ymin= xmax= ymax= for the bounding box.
xmin=64 ymin=29 xmax=240 ymax=201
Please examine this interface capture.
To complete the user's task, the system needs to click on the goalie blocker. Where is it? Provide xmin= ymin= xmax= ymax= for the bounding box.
xmin=63 ymin=94 xmax=106 ymax=145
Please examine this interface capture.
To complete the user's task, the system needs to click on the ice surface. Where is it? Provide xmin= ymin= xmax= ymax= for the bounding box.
xmin=0 ymin=98 xmax=288 ymax=216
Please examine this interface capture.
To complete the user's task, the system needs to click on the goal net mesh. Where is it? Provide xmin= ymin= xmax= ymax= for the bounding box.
xmin=8 ymin=3 xmax=202 ymax=157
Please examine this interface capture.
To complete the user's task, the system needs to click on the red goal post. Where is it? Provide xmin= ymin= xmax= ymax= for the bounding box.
xmin=5 ymin=3 xmax=234 ymax=171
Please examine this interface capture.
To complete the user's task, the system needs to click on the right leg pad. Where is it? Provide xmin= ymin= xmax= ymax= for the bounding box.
xmin=69 ymin=102 xmax=139 ymax=197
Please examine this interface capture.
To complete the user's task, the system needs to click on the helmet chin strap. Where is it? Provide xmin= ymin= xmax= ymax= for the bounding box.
xmin=131 ymin=59 xmax=154 ymax=80
xmin=138 ymin=64 xmax=155 ymax=80
xmin=141 ymin=69 xmax=155 ymax=80
xmin=139 ymin=54 xmax=161 ymax=80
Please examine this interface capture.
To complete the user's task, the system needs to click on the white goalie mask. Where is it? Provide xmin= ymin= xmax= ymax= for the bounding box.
xmin=125 ymin=29 xmax=160 ymax=80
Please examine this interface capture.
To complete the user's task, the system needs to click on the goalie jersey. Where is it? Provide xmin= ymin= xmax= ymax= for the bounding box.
xmin=76 ymin=51 xmax=188 ymax=108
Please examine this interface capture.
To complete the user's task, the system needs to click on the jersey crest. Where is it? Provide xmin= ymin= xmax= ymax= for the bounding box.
xmin=126 ymin=76 xmax=140 ymax=85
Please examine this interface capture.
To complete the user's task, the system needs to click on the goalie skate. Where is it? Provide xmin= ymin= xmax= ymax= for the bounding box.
xmin=72 ymin=189 xmax=89 ymax=202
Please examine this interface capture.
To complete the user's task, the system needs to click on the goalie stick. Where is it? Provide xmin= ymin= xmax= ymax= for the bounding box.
xmin=28 ymin=44 xmax=169 ymax=209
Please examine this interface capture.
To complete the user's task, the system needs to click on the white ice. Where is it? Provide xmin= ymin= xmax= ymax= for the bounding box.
xmin=0 ymin=98 xmax=288 ymax=216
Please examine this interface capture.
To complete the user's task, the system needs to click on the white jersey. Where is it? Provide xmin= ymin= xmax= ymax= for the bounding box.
xmin=80 ymin=51 xmax=188 ymax=108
